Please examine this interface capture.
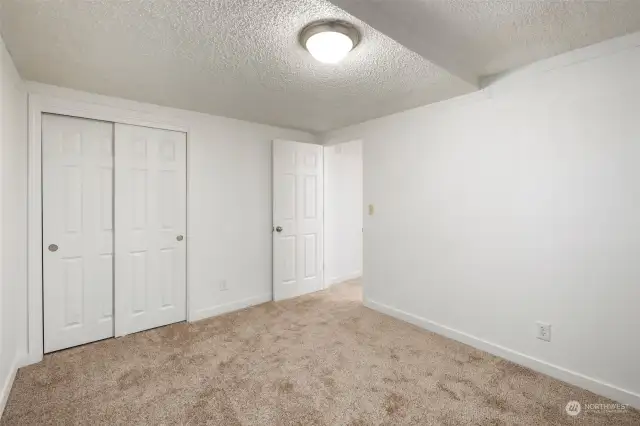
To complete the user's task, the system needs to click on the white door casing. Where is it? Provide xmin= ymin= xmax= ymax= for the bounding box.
xmin=42 ymin=114 xmax=115 ymax=353
xmin=114 ymin=124 xmax=187 ymax=336
xmin=272 ymin=140 xmax=323 ymax=301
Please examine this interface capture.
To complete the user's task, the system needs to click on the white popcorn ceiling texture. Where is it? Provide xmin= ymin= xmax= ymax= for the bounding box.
xmin=410 ymin=0 xmax=640 ymax=76
xmin=1 ymin=0 xmax=470 ymax=132
xmin=2 ymin=0 xmax=640 ymax=132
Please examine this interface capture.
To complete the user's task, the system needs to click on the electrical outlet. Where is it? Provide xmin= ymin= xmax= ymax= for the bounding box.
xmin=219 ymin=280 xmax=228 ymax=291
xmin=536 ymin=322 xmax=551 ymax=342
xmin=368 ymin=204 xmax=375 ymax=216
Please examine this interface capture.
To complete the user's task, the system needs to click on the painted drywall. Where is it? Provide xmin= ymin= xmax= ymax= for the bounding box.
xmin=25 ymin=82 xmax=316 ymax=333
xmin=322 ymin=33 xmax=640 ymax=407
xmin=324 ymin=140 xmax=363 ymax=286
xmin=0 ymin=35 xmax=27 ymax=413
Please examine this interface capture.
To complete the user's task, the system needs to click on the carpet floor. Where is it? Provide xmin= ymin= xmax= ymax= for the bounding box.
xmin=2 ymin=280 xmax=637 ymax=425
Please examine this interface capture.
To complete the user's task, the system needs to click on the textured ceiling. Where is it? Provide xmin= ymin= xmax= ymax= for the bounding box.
xmin=0 ymin=0 xmax=471 ymax=133
xmin=1 ymin=1 xmax=640 ymax=133
xmin=409 ymin=0 xmax=640 ymax=76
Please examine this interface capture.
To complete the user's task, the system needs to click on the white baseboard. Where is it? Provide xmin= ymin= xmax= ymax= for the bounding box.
xmin=191 ymin=293 xmax=272 ymax=322
xmin=325 ymin=271 xmax=362 ymax=287
xmin=0 ymin=360 xmax=19 ymax=417
xmin=364 ymin=298 xmax=640 ymax=410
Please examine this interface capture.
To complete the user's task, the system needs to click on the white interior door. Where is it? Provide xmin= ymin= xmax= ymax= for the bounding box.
xmin=272 ymin=140 xmax=323 ymax=301
xmin=42 ymin=114 xmax=114 ymax=353
xmin=114 ymin=124 xmax=187 ymax=336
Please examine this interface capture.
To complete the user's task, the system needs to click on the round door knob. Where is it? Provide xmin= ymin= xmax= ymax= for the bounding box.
xmin=48 ymin=244 xmax=59 ymax=252
xmin=275 ymin=226 xmax=283 ymax=233
xmin=176 ymin=235 xmax=184 ymax=241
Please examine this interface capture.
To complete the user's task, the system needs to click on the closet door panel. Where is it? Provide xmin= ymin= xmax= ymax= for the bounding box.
xmin=114 ymin=124 xmax=187 ymax=336
xmin=42 ymin=114 xmax=114 ymax=353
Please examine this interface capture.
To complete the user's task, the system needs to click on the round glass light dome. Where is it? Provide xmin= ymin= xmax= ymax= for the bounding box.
xmin=305 ymin=31 xmax=354 ymax=64
xmin=300 ymin=21 xmax=360 ymax=64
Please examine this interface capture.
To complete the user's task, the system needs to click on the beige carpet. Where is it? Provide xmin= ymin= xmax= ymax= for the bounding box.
xmin=2 ymin=280 xmax=638 ymax=425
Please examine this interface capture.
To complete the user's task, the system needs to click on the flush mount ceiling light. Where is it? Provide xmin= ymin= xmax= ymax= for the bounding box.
xmin=300 ymin=20 xmax=360 ymax=64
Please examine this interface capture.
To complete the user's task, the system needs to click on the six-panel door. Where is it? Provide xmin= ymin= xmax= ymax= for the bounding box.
xmin=272 ymin=140 xmax=324 ymax=301
xmin=42 ymin=114 xmax=115 ymax=353
xmin=114 ymin=124 xmax=187 ymax=336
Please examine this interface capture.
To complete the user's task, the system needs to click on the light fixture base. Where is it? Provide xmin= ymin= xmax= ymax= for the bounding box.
xmin=299 ymin=20 xmax=361 ymax=51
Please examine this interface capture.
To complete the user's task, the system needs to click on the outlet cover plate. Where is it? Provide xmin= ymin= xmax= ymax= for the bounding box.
xmin=536 ymin=321 xmax=551 ymax=342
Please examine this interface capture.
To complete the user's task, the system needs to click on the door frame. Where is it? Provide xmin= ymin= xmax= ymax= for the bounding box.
xmin=322 ymin=139 xmax=364 ymax=288
xmin=26 ymin=94 xmax=191 ymax=365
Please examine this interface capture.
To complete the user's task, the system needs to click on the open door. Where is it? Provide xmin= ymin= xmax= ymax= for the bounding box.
xmin=272 ymin=140 xmax=323 ymax=301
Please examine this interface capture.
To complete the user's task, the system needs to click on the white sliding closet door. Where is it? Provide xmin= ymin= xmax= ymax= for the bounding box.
xmin=43 ymin=114 xmax=115 ymax=353
xmin=114 ymin=124 xmax=187 ymax=336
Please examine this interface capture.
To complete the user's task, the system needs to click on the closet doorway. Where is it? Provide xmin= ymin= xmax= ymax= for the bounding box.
xmin=41 ymin=113 xmax=187 ymax=353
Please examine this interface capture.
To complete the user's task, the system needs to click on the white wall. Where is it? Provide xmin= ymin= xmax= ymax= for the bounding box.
xmin=322 ymin=33 xmax=640 ymax=407
xmin=0 ymin=36 xmax=27 ymax=413
xmin=324 ymin=140 xmax=363 ymax=286
xmin=25 ymin=82 xmax=316 ymax=328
